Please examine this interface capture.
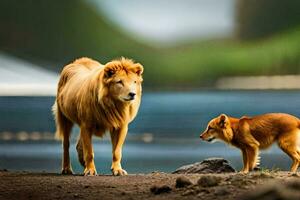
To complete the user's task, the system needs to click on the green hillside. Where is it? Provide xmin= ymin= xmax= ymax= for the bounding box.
xmin=0 ymin=0 xmax=155 ymax=66
xmin=159 ymin=27 xmax=300 ymax=87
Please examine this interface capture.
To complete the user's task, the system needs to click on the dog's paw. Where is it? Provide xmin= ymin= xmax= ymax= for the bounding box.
xmin=239 ymin=170 xmax=249 ymax=174
xmin=111 ymin=168 xmax=128 ymax=176
xmin=61 ymin=168 xmax=73 ymax=175
xmin=84 ymin=168 xmax=97 ymax=176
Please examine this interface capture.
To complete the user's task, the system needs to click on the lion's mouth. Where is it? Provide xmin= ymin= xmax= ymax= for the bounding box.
xmin=122 ymin=97 xmax=135 ymax=102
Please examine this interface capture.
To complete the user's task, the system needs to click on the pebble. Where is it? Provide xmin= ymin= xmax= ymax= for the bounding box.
xmin=215 ymin=187 xmax=230 ymax=196
xmin=150 ymin=185 xmax=172 ymax=194
xmin=197 ymin=175 xmax=221 ymax=187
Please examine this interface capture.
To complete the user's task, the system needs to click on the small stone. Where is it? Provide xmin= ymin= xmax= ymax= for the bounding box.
xmin=175 ymin=176 xmax=193 ymax=188
xmin=196 ymin=190 xmax=210 ymax=197
xmin=73 ymin=194 xmax=79 ymax=198
xmin=215 ymin=187 xmax=230 ymax=196
xmin=84 ymin=185 xmax=89 ymax=188
xmin=150 ymin=185 xmax=172 ymax=194
xmin=56 ymin=185 xmax=62 ymax=189
xmin=197 ymin=175 xmax=221 ymax=187
xmin=291 ymin=173 xmax=299 ymax=177
xmin=182 ymin=189 xmax=195 ymax=196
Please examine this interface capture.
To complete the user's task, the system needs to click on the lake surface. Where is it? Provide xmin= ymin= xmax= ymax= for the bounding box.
xmin=1 ymin=90 xmax=300 ymax=173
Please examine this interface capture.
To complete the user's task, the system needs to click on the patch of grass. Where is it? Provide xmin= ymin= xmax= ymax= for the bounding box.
xmin=259 ymin=167 xmax=281 ymax=174
xmin=158 ymin=27 xmax=300 ymax=87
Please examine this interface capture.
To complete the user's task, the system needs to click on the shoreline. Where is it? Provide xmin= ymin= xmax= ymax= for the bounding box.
xmin=1 ymin=170 xmax=299 ymax=200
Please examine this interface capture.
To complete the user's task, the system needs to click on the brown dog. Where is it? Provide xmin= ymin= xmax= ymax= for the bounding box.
xmin=200 ymin=113 xmax=300 ymax=173
xmin=53 ymin=57 xmax=143 ymax=176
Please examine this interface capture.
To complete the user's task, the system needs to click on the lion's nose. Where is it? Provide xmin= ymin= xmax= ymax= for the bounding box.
xmin=128 ymin=92 xmax=136 ymax=98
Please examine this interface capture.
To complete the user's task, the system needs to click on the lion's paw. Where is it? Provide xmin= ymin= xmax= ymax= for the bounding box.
xmin=84 ymin=168 xmax=97 ymax=176
xmin=112 ymin=168 xmax=128 ymax=176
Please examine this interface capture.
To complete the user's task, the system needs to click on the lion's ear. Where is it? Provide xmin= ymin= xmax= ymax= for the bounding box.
xmin=133 ymin=63 xmax=143 ymax=76
xmin=104 ymin=65 xmax=116 ymax=78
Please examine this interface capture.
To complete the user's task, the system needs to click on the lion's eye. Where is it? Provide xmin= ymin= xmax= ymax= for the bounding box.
xmin=134 ymin=81 xmax=137 ymax=84
xmin=116 ymin=80 xmax=123 ymax=84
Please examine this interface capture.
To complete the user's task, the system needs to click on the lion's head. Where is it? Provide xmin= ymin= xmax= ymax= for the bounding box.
xmin=102 ymin=57 xmax=143 ymax=103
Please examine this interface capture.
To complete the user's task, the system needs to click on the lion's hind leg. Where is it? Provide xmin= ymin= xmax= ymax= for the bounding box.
xmin=76 ymin=137 xmax=85 ymax=167
xmin=53 ymin=102 xmax=74 ymax=174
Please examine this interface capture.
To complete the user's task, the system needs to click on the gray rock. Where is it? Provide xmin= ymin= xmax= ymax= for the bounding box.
xmin=173 ymin=158 xmax=236 ymax=174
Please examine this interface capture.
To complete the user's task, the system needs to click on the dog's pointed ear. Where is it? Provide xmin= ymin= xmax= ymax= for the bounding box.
xmin=219 ymin=114 xmax=228 ymax=128
xmin=133 ymin=63 xmax=143 ymax=76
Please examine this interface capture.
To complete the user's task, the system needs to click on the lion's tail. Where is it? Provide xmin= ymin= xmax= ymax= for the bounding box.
xmin=52 ymin=101 xmax=73 ymax=140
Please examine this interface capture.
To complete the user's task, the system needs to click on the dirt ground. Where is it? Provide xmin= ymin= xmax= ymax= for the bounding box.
xmin=0 ymin=170 xmax=299 ymax=200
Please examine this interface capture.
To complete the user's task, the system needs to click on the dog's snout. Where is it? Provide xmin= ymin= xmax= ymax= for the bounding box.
xmin=200 ymin=134 xmax=203 ymax=139
xmin=128 ymin=92 xmax=136 ymax=98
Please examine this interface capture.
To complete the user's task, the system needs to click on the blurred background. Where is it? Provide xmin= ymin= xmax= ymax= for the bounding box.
xmin=1 ymin=0 xmax=300 ymax=174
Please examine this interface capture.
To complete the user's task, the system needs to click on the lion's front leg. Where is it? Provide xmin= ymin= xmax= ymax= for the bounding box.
xmin=80 ymin=126 xmax=97 ymax=176
xmin=110 ymin=126 xmax=128 ymax=176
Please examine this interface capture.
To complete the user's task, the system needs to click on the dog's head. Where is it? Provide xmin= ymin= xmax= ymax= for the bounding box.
xmin=200 ymin=114 xmax=232 ymax=143
xmin=102 ymin=57 xmax=143 ymax=103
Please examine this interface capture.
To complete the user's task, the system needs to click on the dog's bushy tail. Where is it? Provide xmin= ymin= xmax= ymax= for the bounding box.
xmin=52 ymin=102 xmax=72 ymax=140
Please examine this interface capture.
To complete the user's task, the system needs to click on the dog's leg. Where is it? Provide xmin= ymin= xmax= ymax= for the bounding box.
xmin=248 ymin=147 xmax=259 ymax=171
xmin=110 ymin=126 xmax=128 ymax=176
xmin=281 ymin=147 xmax=300 ymax=172
xmin=240 ymin=149 xmax=249 ymax=173
xmin=278 ymin=131 xmax=300 ymax=172
xmin=240 ymin=131 xmax=259 ymax=173
xmin=80 ymin=126 xmax=97 ymax=176
xmin=241 ymin=145 xmax=258 ymax=173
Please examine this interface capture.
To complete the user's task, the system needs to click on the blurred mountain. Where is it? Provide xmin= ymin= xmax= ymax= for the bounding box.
xmin=0 ymin=0 xmax=154 ymax=67
xmin=1 ymin=0 xmax=300 ymax=89
xmin=236 ymin=0 xmax=300 ymax=39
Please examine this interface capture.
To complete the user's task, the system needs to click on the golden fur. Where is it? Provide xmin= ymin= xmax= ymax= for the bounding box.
xmin=200 ymin=113 xmax=300 ymax=173
xmin=53 ymin=57 xmax=143 ymax=176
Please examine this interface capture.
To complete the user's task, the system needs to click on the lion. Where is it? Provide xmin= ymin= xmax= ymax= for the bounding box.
xmin=52 ymin=57 xmax=143 ymax=176
xmin=200 ymin=113 xmax=300 ymax=173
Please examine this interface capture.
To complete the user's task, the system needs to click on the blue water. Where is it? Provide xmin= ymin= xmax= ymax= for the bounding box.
xmin=0 ymin=90 xmax=300 ymax=173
